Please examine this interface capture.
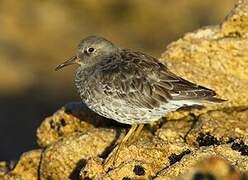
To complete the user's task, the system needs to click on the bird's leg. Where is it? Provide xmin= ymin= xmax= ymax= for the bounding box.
xmin=104 ymin=124 xmax=138 ymax=169
xmin=127 ymin=124 xmax=144 ymax=145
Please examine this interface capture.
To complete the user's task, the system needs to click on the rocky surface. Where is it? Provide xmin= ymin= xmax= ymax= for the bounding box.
xmin=161 ymin=0 xmax=248 ymax=109
xmin=1 ymin=1 xmax=248 ymax=179
xmin=36 ymin=102 xmax=119 ymax=147
xmin=2 ymin=149 xmax=42 ymax=180
xmin=39 ymin=129 xmax=118 ymax=179
xmin=156 ymin=155 xmax=245 ymax=180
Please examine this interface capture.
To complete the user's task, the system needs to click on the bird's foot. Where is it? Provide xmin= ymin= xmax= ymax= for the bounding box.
xmin=103 ymin=145 xmax=120 ymax=171
xmin=103 ymin=124 xmax=144 ymax=171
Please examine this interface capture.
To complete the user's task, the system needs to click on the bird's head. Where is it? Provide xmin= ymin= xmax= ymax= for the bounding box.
xmin=55 ymin=35 xmax=118 ymax=71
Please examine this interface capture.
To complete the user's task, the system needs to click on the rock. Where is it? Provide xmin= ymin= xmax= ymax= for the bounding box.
xmin=161 ymin=0 xmax=248 ymax=109
xmin=80 ymin=136 xmax=191 ymax=179
xmin=231 ymin=138 xmax=248 ymax=156
xmin=156 ymin=114 xmax=196 ymax=144
xmin=36 ymin=102 xmax=92 ymax=147
xmin=186 ymin=107 xmax=248 ymax=146
xmin=0 ymin=161 xmax=9 ymax=177
xmin=37 ymin=102 xmax=119 ymax=147
xmin=39 ymin=128 xmax=122 ymax=180
xmin=222 ymin=0 xmax=248 ymax=37
xmin=81 ymin=157 xmax=156 ymax=180
xmin=102 ymin=160 xmax=155 ymax=179
xmin=79 ymin=157 xmax=105 ymax=179
xmin=156 ymin=145 xmax=248 ymax=179
xmin=178 ymin=156 xmax=244 ymax=180
xmin=2 ymin=150 xmax=42 ymax=180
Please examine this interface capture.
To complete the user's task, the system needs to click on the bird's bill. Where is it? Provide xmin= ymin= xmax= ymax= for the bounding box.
xmin=55 ymin=56 xmax=78 ymax=71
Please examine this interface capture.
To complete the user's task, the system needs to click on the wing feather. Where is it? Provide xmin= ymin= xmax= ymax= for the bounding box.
xmin=94 ymin=49 xmax=223 ymax=110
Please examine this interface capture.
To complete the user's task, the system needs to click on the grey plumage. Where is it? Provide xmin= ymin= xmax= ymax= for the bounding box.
xmin=56 ymin=35 xmax=224 ymax=125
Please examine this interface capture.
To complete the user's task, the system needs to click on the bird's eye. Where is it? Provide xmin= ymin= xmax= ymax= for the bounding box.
xmin=87 ymin=47 xmax=95 ymax=53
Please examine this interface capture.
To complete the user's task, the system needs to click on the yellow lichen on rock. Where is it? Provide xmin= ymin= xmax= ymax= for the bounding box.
xmin=186 ymin=107 xmax=248 ymax=146
xmin=161 ymin=0 xmax=248 ymax=108
xmin=3 ymin=150 xmax=42 ymax=180
xmin=37 ymin=102 xmax=116 ymax=147
xmin=0 ymin=161 xmax=9 ymax=177
xmin=156 ymin=153 xmax=245 ymax=180
xmin=81 ymin=136 xmax=191 ymax=179
xmin=222 ymin=0 xmax=248 ymax=37
xmin=39 ymin=128 xmax=119 ymax=180
xmin=37 ymin=103 xmax=92 ymax=147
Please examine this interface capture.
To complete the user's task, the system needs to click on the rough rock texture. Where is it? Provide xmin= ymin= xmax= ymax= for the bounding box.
xmin=37 ymin=102 xmax=118 ymax=147
xmin=2 ymin=149 xmax=42 ymax=180
xmin=161 ymin=0 xmax=248 ymax=109
xmin=39 ymin=128 xmax=121 ymax=179
xmin=2 ymin=1 xmax=248 ymax=179
xmin=156 ymin=145 xmax=248 ymax=179
xmin=186 ymin=107 xmax=248 ymax=146
xmin=80 ymin=136 xmax=191 ymax=179
xmin=156 ymin=155 xmax=245 ymax=180
xmin=0 ymin=161 xmax=9 ymax=177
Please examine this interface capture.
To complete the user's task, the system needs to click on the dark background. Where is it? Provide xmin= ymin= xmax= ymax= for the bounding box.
xmin=0 ymin=0 xmax=234 ymax=160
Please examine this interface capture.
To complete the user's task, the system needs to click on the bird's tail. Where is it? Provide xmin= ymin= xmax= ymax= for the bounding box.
xmin=203 ymin=97 xmax=227 ymax=104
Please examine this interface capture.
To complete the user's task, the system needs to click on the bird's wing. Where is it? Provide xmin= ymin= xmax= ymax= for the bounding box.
xmin=96 ymin=50 xmax=222 ymax=109
xmin=137 ymin=51 xmax=223 ymax=102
